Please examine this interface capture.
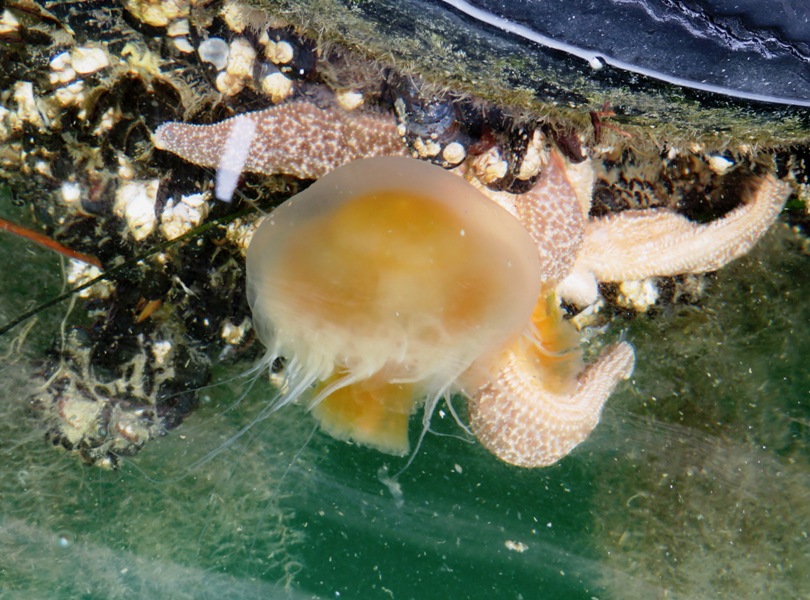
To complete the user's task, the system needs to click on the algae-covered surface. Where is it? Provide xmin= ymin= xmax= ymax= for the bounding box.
xmin=249 ymin=0 xmax=810 ymax=151
xmin=1 ymin=208 xmax=808 ymax=598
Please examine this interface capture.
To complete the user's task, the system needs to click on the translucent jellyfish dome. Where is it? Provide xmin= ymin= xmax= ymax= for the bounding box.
xmin=246 ymin=156 xmax=542 ymax=453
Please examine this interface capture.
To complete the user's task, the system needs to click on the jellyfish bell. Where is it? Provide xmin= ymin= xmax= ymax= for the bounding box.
xmin=246 ymin=156 xmax=543 ymax=455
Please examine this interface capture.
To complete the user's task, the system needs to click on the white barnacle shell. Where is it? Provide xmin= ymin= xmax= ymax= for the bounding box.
xmin=114 ymin=179 xmax=159 ymax=241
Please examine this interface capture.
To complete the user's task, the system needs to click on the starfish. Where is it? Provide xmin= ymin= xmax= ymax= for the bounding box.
xmin=154 ymin=103 xmax=406 ymax=180
xmin=153 ymin=100 xmax=789 ymax=467
xmin=559 ymin=174 xmax=792 ymax=305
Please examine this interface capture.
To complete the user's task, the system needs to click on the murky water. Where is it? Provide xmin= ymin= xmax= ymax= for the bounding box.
xmin=1 ymin=200 xmax=808 ymax=598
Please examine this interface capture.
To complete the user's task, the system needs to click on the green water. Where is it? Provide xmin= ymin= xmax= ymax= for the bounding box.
xmin=1 ymin=222 xmax=808 ymax=599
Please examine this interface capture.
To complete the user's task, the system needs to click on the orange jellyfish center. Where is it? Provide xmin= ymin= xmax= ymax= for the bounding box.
xmin=246 ymin=157 xmax=542 ymax=454
xmin=281 ymin=190 xmax=497 ymax=357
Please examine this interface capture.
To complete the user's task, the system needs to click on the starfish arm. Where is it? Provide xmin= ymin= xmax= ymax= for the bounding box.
xmin=512 ymin=150 xmax=585 ymax=286
xmin=573 ymin=174 xmax=790 ymax=283
xmin=154 ymin=102 xmax=406 ymax=180
xmin=469 ymin=341 xmax=635 ymax=467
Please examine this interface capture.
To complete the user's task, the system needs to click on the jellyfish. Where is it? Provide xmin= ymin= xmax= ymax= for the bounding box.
xmin=246 ymin=156 xmax=543 ymax=455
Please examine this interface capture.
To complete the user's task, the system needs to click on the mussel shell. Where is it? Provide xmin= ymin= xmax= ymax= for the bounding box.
xmin=445 ymin=0 xmax=810 ymax=107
